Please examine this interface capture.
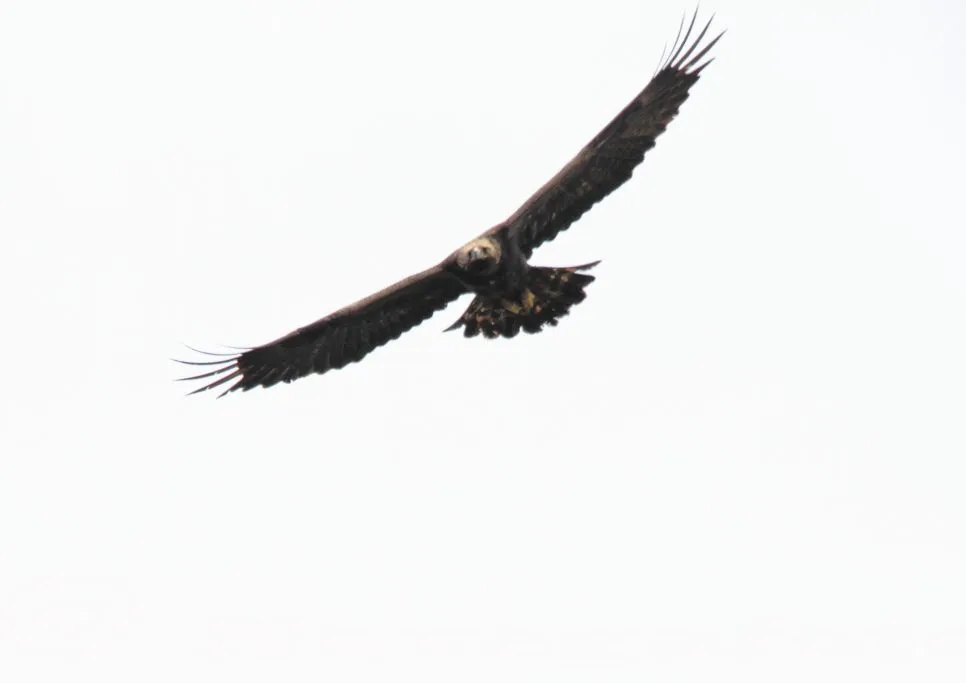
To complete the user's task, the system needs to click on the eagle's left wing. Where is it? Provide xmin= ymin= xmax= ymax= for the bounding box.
xmin=492 ymin=11 xmax=723 ymax=257
xmin=177 ymin=264 xmax=466 ymax=397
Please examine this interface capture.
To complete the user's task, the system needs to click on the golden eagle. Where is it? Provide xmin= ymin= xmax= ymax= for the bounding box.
xmin=179 ymin=12 xmax=723 ymax=397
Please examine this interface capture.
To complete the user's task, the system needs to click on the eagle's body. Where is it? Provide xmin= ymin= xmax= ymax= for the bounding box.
xmin=179 ymin=12 xmax=723 ymax=396
xmin=444 ymin=232 xmax=599 ymax=338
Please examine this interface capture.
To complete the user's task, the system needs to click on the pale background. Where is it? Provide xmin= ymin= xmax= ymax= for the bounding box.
xmin=2 ymin=0 xmax=965 ymax=681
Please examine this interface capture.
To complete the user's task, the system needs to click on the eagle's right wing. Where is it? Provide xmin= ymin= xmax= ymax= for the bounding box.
xmin=178 ymin=264 xmax=466 ymax=397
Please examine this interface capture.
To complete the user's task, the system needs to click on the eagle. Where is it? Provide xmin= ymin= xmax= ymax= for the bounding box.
xmin=179 ymin=11 xmax=723 ymax=397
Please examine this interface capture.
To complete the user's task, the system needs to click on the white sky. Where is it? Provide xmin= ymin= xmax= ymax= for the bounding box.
xmin=2 ymin=0 xmax=965 ymax=681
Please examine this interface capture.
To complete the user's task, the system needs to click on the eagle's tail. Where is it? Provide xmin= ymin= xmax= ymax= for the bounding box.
xmin=445 ymin=261 xmax=600 ymax=339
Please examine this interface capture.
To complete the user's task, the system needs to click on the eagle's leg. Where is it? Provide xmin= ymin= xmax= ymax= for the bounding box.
xmin=444 ymin=261 xmax=600 ymax=338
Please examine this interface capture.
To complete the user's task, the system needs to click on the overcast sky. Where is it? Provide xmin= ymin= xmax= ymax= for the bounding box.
xmin=2 ymin=1 xmax=965 ymax=681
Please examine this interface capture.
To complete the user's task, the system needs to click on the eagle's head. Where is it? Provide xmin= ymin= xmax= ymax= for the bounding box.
xmin=456 ymin=237 xmax=502 ymax=276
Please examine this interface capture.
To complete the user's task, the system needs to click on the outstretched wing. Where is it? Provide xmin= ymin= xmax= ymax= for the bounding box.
xmin=492 ymin=11 xmax=723 ymax=257
xmin=177 ymin=265 xmax=466 ymax=397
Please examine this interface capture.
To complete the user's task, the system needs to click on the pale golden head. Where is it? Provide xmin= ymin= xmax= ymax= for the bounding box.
xmin=455 ymin=237 xmax=502 ymax=275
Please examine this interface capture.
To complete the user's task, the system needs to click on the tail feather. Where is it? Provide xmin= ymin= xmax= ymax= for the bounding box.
xmin=446 ymin=261 xmax=599 ymax=339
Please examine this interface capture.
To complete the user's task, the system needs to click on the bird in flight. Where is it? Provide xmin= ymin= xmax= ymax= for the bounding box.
xmin=179 ymin=11 xmax=723 ymax=397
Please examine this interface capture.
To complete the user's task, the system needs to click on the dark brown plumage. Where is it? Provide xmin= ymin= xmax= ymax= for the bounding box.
xmin=178 ymin=11 xmax=723 ymax=397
